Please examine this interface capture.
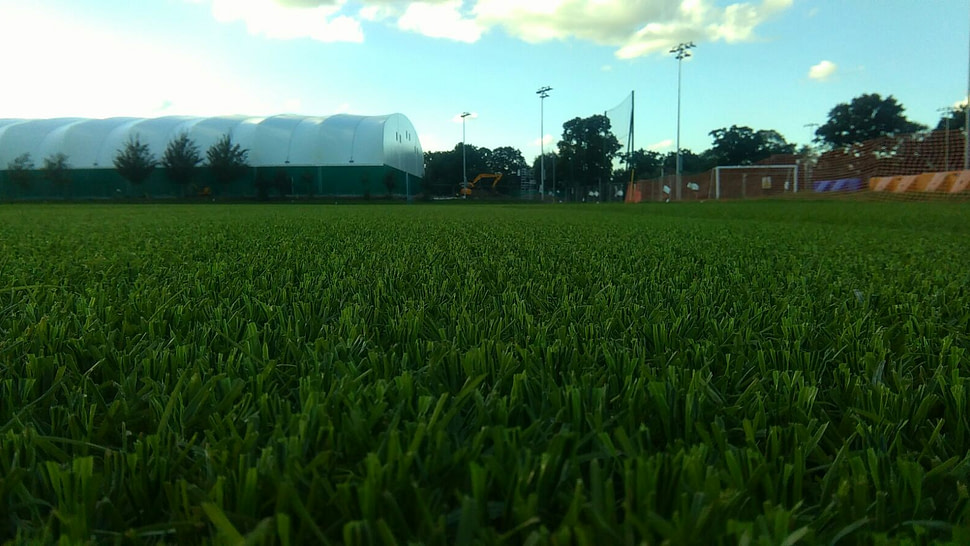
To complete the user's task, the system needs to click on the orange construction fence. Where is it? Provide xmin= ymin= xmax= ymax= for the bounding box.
xmin=869 ymin=170 xmax=970 ymax=193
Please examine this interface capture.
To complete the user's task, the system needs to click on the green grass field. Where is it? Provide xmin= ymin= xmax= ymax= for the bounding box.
xmin=2 ymin=201 xmax=969 ymax=545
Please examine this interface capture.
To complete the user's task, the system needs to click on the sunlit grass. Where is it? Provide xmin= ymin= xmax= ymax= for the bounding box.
xmin=1 ymin=202 xmax=969 ymax=544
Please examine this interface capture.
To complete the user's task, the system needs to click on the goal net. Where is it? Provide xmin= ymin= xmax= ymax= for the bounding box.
xmin=713 ymin=164 xmax=799 ymax=200
xmin=625 ymin=160 xmax=799 ymax=202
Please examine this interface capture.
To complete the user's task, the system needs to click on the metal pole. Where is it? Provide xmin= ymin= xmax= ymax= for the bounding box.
xmin=537 ymin=86 xmax=552 ymax=201
xmin=462 ymin=117 xmax=466 ymax=197
xmin=803 ymin=122 xmax=820 ymax=191
xmin=676 ymin=56 xmax=682 ymax=201
xmin=946 ymin=116 xmax=951 ymax=170
xmin=670 ymin=42 xmax=694 ymax=202
xmin=715 ymin=167 xmax=720 ymax=200
xmin=966 ymin=5 xmax=970 ymax=170
xmin=461 ymin=112 xmax=470 ymax=198
xmin=938 ymin=107 xmax=954 ymax=170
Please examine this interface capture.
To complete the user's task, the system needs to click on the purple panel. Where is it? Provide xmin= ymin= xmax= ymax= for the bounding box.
xmin=814 ymin=180 xmax=834 ymax=192
xmin=845 ymin=178 xmax=864 ymax=191
xmin=832 ymin=178 xmax=863 ymax=191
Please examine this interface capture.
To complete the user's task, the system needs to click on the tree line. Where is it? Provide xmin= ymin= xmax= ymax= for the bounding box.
xmin=424 ymin=92 xmax=960 ymax=198
xmin=5 ymin=133 xmax=252 ymax=198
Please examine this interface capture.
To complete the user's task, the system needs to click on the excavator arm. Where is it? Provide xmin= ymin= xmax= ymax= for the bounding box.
xmin=461 ymin=173 xmax=503 ymax=196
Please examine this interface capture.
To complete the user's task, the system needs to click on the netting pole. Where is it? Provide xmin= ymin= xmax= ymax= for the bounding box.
xmin=966 ymin=3 xmax=970 ymax=170
xmin=793 ymin=163 xmax=799 ymax=193
xmin=715 ymin=167 xmax=721 ymax=200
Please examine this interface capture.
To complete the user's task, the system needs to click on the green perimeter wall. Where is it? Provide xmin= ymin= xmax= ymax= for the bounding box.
xmin=0 ymin=165 xmax=423 ymax=201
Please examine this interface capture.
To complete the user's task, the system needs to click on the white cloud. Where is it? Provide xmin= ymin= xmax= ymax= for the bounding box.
xmin=398 ymin=1 xmax=483 ymax=42
xmin=194 ymin=0 xmax=793 ymax=58
xmin=808 ymin=60 xmax=837 ymax=81
xmin=647 ymin=138 xmax=673 ymax=151
xmin=476 ymin=0 xmax=793 ymax=59
xmin=531 ymin=134 xmax=555 ymax=147
xmin=209 ymin=0 xmax=363 ymax=43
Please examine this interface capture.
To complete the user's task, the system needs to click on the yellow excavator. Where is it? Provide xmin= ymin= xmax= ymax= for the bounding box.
xmin=460 ymin=173 xmax=503 ymax=197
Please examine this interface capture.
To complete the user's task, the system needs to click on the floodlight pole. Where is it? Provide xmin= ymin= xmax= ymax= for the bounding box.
xmin=537 ymin=86 xmax=552 ymax=201
xmin=670 ymin=42 xmax=695 ymax=202
xmin=965 ymin=102 xmax=969 ymax=169
xmin=965 ymin=6 xmax=970 ymax=170
xmin=461 ymin=112 xmax=471 ymax=198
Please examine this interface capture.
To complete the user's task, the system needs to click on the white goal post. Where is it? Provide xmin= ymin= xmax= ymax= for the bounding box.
xmin=713 ymin=164 xmax=800 ymax=200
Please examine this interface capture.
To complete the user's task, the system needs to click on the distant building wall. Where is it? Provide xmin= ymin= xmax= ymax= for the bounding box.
xmin=0 ymin=165 xmax=422 ymax=201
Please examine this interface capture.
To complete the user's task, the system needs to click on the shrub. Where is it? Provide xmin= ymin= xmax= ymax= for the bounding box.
xmin=114 ymin=135 xmax=157 ymax=188
xmin=161 ymin=133 xmax=202 ymax=195
xmin=7 ymin=152 xmax=34 ymax=187
xmin=206 ymin=134 xmax=249 ymax=191
xmin=43 ymin=153 xmax=71 ymax=191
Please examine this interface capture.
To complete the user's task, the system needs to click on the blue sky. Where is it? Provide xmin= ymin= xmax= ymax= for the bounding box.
xmin=1 ymin=0 xmax=967 ymax=162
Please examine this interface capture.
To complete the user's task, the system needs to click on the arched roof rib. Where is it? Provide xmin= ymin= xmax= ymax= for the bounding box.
xmin=0 ymin=114 xmax=424 ymax=177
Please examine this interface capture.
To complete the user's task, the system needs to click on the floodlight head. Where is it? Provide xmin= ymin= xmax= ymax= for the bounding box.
xmin=670 ymin=41 xmax=696 ymax=59
xmin=461 ymin=112 xmax=471 ymax=119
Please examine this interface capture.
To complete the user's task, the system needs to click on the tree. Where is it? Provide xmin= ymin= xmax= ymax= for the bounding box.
xmin=936 ymin=105 xmax=967 ymax=132
xmin=206 ymin=134 xmax=249 ymax=192
xmin=487 ymin=146 xmax=527 ymax=177
xmin=422 ymin=144 xmax=493 ymax=196
xmin=482 ymin=146 xmax=526 ymax=194
xmin=462 ymin=144 xmax=492 ymax=179
xmin=816 ymin=93 xmax=927 ymax=147
xmin=557 ymin=115 xmax=622 ymax=197
xmin=7 ymin=153 xmax=34 ymax=187
xmin=162 ymin=133 xmax=202 ymax=195
xmin=662 ymin=149 xmax=713 ymax=176
xmin=531 ymin=153 xmax=560 ymax=190
xmin=113 ymin=135 xmax=157 ymax=189
xmin=611 ymin=149 xmax=663 ymax=185
xmin=43 ymin=153 xmax=71 ymax=196
xmin=423 ymin=150 xmax=459 ymax=196
xmin=707 ymin=125 xmax=796 ymax=166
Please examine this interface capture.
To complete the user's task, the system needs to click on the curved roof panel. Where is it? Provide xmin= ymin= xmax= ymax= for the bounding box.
xmin=0 ymin=114 xmax=424 ymax=177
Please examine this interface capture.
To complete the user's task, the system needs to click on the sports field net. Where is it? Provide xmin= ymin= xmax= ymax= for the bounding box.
xmin=626 ymin=130 xmax=970 ymax=202
xmin=605 ymin=91 xmax=634 ymax=174
xmin=807 ymin=129 xmax=970 ymax=200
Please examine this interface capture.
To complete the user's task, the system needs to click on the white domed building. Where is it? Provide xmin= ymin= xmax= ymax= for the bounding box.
xmin=0 ymin=113 xmax=424 ymax=200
